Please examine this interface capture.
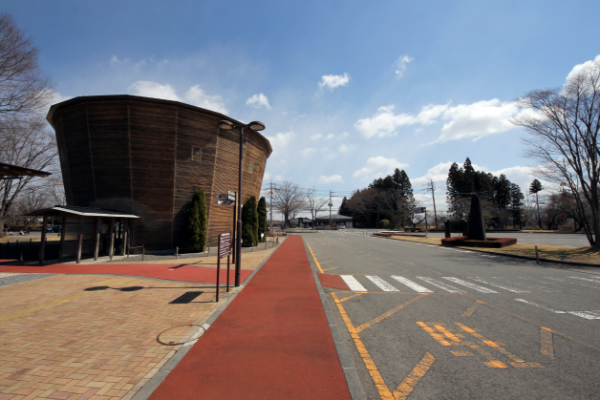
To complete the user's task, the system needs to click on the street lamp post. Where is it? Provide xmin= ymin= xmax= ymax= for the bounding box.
xmin=217 ymin=119 xmax=266 ymax=287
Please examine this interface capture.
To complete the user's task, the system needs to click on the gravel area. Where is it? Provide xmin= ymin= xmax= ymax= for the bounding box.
xmin=0 ymin=273 xmax=55 ymax=287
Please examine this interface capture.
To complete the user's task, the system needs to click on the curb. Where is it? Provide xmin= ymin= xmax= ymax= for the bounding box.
xmin=371 ymin=234 xmax=599 ymax=269
xmin=301 ymin=238 xmax=366 ymax=400
xmin=129 ymin=245 xmax=281 ymax=400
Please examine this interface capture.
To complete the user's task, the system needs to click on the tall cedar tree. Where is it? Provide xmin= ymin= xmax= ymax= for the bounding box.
xmin=242 ymin=196 xmax=258 ymax=246
xmin=338 ymin=196 xmax=352 ymax=216
xmin=257 ymin=196 xmax=267 ymax=242
xmin=180 ymin=189 xmax=207 ymax=252
xmin=529 ymin=179 xmax=544 ymax=228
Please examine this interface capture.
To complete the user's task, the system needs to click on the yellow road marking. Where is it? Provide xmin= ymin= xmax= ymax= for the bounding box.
xmin=464 ymin=342 xmax=508 ymax=368
xmin=332 ymin=292 xmax=394 ymax=400
xmin=393 ymin=352 xmax=435 ymax=400
xmin=540 ymin=327 xmax=555 ymax=359
xmin=450 ymin=350 xmax=474 ymax=356
xmin=469 ymin=297 xmax=600 ymax=353
xmin=306 ymin=242 xmax=324 ymax=273
xmin=417 ymin=322 xmax=452 ymax=346
xmin=356 ymin=295 xmax=426 ymax=334
xmin=323 ymin=266 xmax=341 ymax=271
xmin=339 ymin=293 xmax=364 ymax=303
xmin=434 ymin=324 xmax=461 ymax=343
xmin=456 ymin=322 xmax=543 ymax=368
xmin=461 ymin=300 xmax=483 ymax=317
xmin=0 ymin=278 xmax=122 ymax=322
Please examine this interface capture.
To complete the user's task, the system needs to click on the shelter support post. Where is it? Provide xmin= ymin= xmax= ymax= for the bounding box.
xmin=59 ymin=215 xmax=68 ymax=261
xmin=93 ymin=217 xmax=100 ymax=261
xmin=108 ymin=218 xmax=115 ymax=261
xmin=76 ymin=217 xmax=83 ymax=264
xmin=39 ymin=214 xmax=48 ymax=265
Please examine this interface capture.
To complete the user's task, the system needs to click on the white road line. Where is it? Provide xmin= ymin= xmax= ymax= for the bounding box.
xmin=390 ymin=276 xmax=432 ymax=293
xmin=416 ymin=276 xmax=463 ymax=293
xmin=480 ymin=255 xmax=497 ymax=258
xmin=341 ymin=275 xmax=368 ymax=292
xmin=442 ymin=277 xmax=498 ymax=293
xmin=568 ymin=276 xmax=600 ymax=286
xmin=567 ymin=310 xmax=600 ymax=320
xmin=514 ymin=299 xmax=565 ymax=313
xmin=366 ymin=276 xmax=399 ymax=292
xmin=467 ymin=277 xmax=530 ymax=293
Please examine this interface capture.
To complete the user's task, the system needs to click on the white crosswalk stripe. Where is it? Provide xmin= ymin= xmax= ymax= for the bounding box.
xmin=390 ymin=276 xmax=432 ymax=293
xmin=366 ymin=276 xmax=399 ymax=292
xmin=442 ymin=277 xmax=498 ymax=293
xmin=416 ymin=276 xmax=463 ymax=293
xmin=467 ymin=277 xmax=530 ymax=293
xmin=341 ymin=275 xmax=367 ymax=291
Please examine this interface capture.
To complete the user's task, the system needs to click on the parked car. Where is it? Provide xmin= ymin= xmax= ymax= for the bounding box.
xmin=47 ymin=225 xmax=62 ymax=233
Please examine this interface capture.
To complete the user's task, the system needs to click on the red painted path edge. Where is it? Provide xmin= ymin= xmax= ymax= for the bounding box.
xmin=0 ymin=263 xmax=252 ymax=284
xmin=149 ymin=235 xmax=352 ymax=400
xmin=318 ymin=272 xmax=351 ymax=290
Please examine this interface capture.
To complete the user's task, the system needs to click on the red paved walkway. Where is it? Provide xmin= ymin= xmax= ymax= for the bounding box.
xmin=149 ymin=235 xmax=352 ymax=400
xmin=0 ymin=263 xmax=251 ymax=284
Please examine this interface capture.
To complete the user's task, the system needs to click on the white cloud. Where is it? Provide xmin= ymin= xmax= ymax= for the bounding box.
xmin=263 ymin=172 xmax=271 ymax=181
xmin=394 ymin=55 xmax=413 ymax=78
xmin=184 ymin=85 xmax=228 ymax=114
xmin=326 ymin=133 xmax=335 ymax=139
xmin=318 ymin=73 xmax=350 ymax=90
xmin=317 ymin=174 xmax=344 ymax=184
xmin=411 ymin=162 xmax=455 ymax=188
xmin=265 ymin=131 xmax=294 ymax=153
xmin=299 ymin=147 xmax=317 ymax=157
xmin=310 ymin=133 xmax=323 ymax=140
xmin=338 ymin=144 xmax=350 ymax=152
xmin=274 ymin=175 xmax=284 ymax=181
xmin=355 ymin=104 xmax=448 ymax=138
xmin=353 ymin=156 xmax=408 ymax=179
xmin=129 ymin=81 xmax=180 ymax=101
xmin=128 ymin=81 xmax=228 ymax=114
xmin=565 ymin=54 xmax=600 ymax=83
xmin=435 ymin=99 xmax=520 ymax=143
xmin=246 ymin=93 xmax=271 ymax=109
xmin=356 ymin=99 xmax=528 ymax=142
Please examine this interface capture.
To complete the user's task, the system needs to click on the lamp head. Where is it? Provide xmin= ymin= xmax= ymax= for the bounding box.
xmin=248 ymin=121 xmax=266 ymax=131
xmin=217 ymin=120 xmax=234 ymax=130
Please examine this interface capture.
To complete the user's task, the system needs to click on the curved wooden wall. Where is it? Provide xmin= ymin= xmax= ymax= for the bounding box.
xmin=48 ymin=95 xmax=271 ymax=250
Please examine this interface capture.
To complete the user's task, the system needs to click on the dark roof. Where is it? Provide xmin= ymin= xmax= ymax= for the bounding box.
xmin=25 ymin=205 xmax=140 ymax=219
xmin=315 ymin=215 xmax=353 ymax=221
xmin=0 ymin=162 xmax=51 ymax=179
xmin=46 ymin=94 xmax=272 ymax=156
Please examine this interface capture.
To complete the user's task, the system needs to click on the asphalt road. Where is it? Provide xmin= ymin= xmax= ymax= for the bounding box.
xmin=304 ymin=231 xmax=600 ymax=400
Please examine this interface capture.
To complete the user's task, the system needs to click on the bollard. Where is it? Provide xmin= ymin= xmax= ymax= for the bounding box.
xmin=535 ymin=246 xmax=540 ymax=264
xmin=142 ymin=247 xmax=145 ymax=261
xmin=176 ymin=246 xmax=179 ymax=259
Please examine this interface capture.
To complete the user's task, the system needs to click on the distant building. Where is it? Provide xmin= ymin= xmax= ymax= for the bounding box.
xmin=47 ymin=95 xmax=271 ymax=250
xmin=315 ymin=215 xmax=353 ymax=228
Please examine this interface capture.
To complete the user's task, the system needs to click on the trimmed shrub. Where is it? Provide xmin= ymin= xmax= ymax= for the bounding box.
xmin=257 ymin=197 xmax=267 ymax=242
xmin=441 ymin=236 xmax=517 ymax=248
xmin=180 ymin=189 xmax=208 ymax=252
xmin=380 ymin=219 xmax=391 ymax=229
xmin=242 ymin=196 xmax=258 ymax=247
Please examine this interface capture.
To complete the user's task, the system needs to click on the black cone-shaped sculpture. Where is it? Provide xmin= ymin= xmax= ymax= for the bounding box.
xmin=467 ymin=193 xmax=486 ymax=240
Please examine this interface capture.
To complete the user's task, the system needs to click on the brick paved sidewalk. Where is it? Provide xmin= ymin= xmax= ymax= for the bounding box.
xmin=0 ymin=274 xmax=229 ymax=400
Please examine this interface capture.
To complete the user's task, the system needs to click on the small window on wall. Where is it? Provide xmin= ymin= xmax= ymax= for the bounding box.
xmin=192 ymin=147 xmax=202 ymax=162
xmin=248 ymin=162 xmax=255 ymax=174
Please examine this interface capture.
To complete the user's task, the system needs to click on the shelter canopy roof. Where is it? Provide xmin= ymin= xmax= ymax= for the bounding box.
xmin=0 ymin=162 xmax=51 ymax=179
xmin=25 ymin=205 xmax=140 ymax=219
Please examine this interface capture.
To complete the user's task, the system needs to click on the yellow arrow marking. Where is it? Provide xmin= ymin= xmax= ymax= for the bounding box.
xmin=393 ymin=352 xmax=435 ymax=400
xmin=356 ymin=295 xmax=426 ymax=334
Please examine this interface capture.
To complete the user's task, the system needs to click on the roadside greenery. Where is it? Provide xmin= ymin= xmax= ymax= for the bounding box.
xmin=257 ymin=196 xmax=267 ymax=242
xmin=242 ymin=195 xmax=258 ymax=246
xmin=180 ymin=189 xmax=208 ymax=252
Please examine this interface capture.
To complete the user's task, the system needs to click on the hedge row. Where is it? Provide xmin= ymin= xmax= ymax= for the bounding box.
xmin=441 ymin=236 xmax=517 ymax=248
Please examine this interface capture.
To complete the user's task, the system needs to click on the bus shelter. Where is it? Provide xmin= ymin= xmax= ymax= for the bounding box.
xmin=26 ymin=205 xmax=140 ymax=264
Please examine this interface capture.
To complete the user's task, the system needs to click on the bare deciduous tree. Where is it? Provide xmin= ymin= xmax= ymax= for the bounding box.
xmin=0 ymin=13 xmax=53 ymax=115
xmin=305 ymin=188 xmax=328 ymax=228
xmin=272 ymin=181 xmax=306 ymax=228
xmin=0 ymin=114 xmax=57 ymax=233
xmin=513 ymin=59 xmax=600 ymax=247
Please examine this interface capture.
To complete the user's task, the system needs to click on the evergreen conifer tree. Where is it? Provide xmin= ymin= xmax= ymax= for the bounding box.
xmin=241 ymin=196 xmax=258 ymax=246
xmin=257 ymin=196 xmax=267 ymax=242
xmin=180 ymin=189 xmax=208 ymax=252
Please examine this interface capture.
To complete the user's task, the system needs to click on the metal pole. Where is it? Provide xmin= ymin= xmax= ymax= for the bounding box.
xmin=430 ymin=179 xmax=439 ymax=228
xmin=236 ymin=126 xmax=244 ymax=287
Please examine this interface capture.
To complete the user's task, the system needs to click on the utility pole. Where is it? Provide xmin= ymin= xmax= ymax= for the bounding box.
xmin=329 ymin=190 xmax=333 ymax=228
xmin=269 ymin=182 xmax=273 ymax=232
xmin=428 ymin=180 xmax=439 ymax=228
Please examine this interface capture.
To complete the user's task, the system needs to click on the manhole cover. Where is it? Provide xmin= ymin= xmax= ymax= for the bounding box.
xmin=157 ymin=325 xmax=205 ymax=346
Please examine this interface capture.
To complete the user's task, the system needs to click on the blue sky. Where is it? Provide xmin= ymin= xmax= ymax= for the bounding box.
xmin=5 ymin=0 xmax=600 ymax=212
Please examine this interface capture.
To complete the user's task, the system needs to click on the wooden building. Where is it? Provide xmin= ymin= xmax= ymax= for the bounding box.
xmin=46 ymin=95 xmax=272 ymax=250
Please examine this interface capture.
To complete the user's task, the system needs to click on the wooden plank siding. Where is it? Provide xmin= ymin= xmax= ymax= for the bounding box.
xmin=47 ymin=95 xmax=271 ymax=251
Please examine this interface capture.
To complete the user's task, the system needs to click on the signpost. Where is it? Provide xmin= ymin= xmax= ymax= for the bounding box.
xmin=216 ymin=232 xmax=232 ymax=302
